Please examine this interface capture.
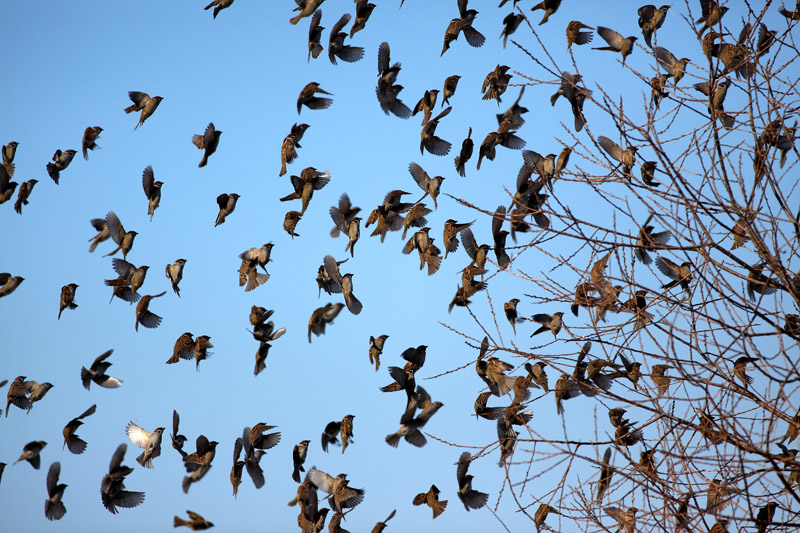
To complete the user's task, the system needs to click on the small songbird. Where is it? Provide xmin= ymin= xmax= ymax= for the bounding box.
xmin=598 ymin=136 xmax=637 ymax=180
xmin=193 ymin=335 xmax=214 ymax=371
xmin=15 ymin=440 xmax=47 ymax=469
xmin=420 ymin=106 xmax=453 ymax=156
xmin=412 ymin=89 xmax=440 ymax=126
xmin=324 ymin=254 xmax=362 ymax=315
xmin=125 ymin=422 xmax=164 ymax=469
xmin=500 ymin=12 xmax=524 ymax=48
xmin=496 ymin=87 xmax=528 ymax=129
xmin=58 ymin=283 xmax=79 ymax=320
xmin=636 ymin=214 xmax=671 ymax=265
xmin=328 ymin=13 xmax=365 ymax=65
xmin=330 ymin=193 xmax=360 ymax=238
xmin=25 ymin=380 xmax=54 ymax=412
xmin=655 ymin=257 xmax=692 ymax=291
xmin=651 ymin=364 xmax=672 ymax=397
xmin=605 ymin=506 xmax=637 ymax=533
xmin=442 ymin=75 xmax=461 ymax=107
xmin=297 ymin=82 xmax=333 ymax=114
xmin=340 ymin=414 xmax=355 ymax=454
xmin=88 ymin=218 xmax=110 ymax=253
xmin=139 ymin=165 xmax=163 ymax=221
xmin=63 ymin=404 xmax=97 ymax=455
xmin=291 ymin=440 xmax=310 ymax=482
xmin=504 ymin=298 xmax=525 ymax=334
xmin=135 ymin=292 xmax=167 ymax=331
xmin=104 ymin=211 xmax=137 ymax=261
xmin=44 ymin=462 xmax=67 ymax=521
xmin=530 ymin=312 xmax=564 ymax=338
xmin=368 ymin=334 xmax=389 ymax=371
xmin=284 ymin=210 xmax=302 ymax=238
xmin=441 ymin=0 xmax=485 ymax=56
xmin=239 ymin=243 xmax=273 ymax=292
xmin=321 ymin=420 xmax=343 ymax=452
xmin=290 ymin=0 xmax=324 ymax=25
xmin=351 ymin=1 xmax=375 ymax=38
xmin=409 ymin=162 xmax=445 ymax=209
xmin=124 ymin=91 xmax=163 ymax=130
xmin=307 ymin=10 xmax=324 ymax=61
xmin=100 ymin=444 xmax=145 ymax=514
xmin=46 ymin=149 xmax=77 ymax=184
xmin=82 ymin=126 xmax=103 ymax=160
xmin=215 ymin=193 xmax=240 ymax=226
xmin=640 ymin=161 xmax=660 ymax=187
xmin=654 ymin=46 xmax=690 ymax=85
xmin=413 ymin=484 xmax=447 ymax=519
xmin=172 ymin=409 xmax=188 ymax=455
xmin=651 ymin=73 xmax=670 ymax=108
xmin=280 ymin=123 xmax=310 ymax=177
xmin=330 ymin=205 xmax=361 ymax=257
xmin=174 ymin=510 xmax=214 ymax=530
xmin=192 ymin=122 xmax=222 ymax=168
xmin=204 ymin=0 xmax=234 ymax=19
xmin=1 ymin=375 xmax=24 ymax=414
xmin=696 ymin=0 xmax=728 ymax=34
xmin=2 ymin=141 xmax=18 ymax=176
xmin=456 ymin=451 xmax=489 ymax=511
xmin=306 ymin=468 xmax=365 ymax=514
xmin=531 ymin=0 xmax=561 ymax=25
xmin=165 ymin=259 xmax=187 ymax=297
xmin=14 ymin=179 xmax=37 ymax=215
xmin=733 ymin=356 xmax=758 ymax=389
xmin=81 ymin=349 xmax=123 ymax=390
xmin=597 ymin=447 xmax=613 ymax=501
xmin=231 ymin=438 xmax=244 ymax=497
xmin=566 ymin=20 xmax=594 ymax=49
xmin=454 ymin=127 xmax=474 ymax=177
xmin=593 ymin=27 xmax=638 ymax=65
xmin=280 ymin=166 xmax=331 ymax=214
xmin=482 ymin=64 xmax=512 ymax=105
xmin=442 ymin=219 xmax=473 ymax=259
xmin=638 ymin=4 xmax=670 ymax=47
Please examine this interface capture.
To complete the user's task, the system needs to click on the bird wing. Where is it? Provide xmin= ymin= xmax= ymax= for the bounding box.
xmin=408 ymin=162 xmax=430 ymax=192
xmin=596 ymin=26 xmax=624 ymax=49
xmin=331 ymin=13 xmax=351 ymax=37
xmin=92 ymin=349 xmax=114 ymax=369
xmin=655 ymin=256 xmax=681 ymax=280
xmin=112 ymin=258 xmax=137 ymax=280
xmin=46 ymin=461 xmax=61 ymax=494
xmin=598 ymin=136 xmax=624 ymax=163
xmin=377 ymin=41 xmax=391 ymax=75
xmin=141 ymin=165 xmax=155 ymax=196
xmin=105 ymin=211 xmax=126 ymax=245
xmin=126 ymin=422 xmax=151 ymax=448
xmin=323 ymin=254 xmax=344 ymax=286
xmin=307 ymin=467 xmax=336 ymax=494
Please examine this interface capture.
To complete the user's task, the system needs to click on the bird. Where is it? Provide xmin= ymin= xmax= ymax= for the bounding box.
xmin=306 ymin=468 xmax=365 ymax=514
xmin=0 ymin=168 xmax=17 ymax=205
xmin=598 ymin=136 xmax=637 ymax=180
xmin=323 ymin=254 xmax=362 ymax=315
xmin=531 ymin=0 xmax=561 ymax=25
xmin=696 ymin=0 xmax=728 ymax=34
xmin=58 ymin=283 xmax=79 ymax=319
xmin=165 ymin=258 xmax=187 ymax=297
xmin=297 ymin=82 xmax=333 ymax=114
xmin=655 ymin=257 xmax=692 ymax=291
xmin=638 ymin=4 xmax=670 ymax=47
xmin=420 ymin=106 xmax=453 ymax=156
xmin=204 ymin=0 xmax=234 ymax=18
xmin=566 ymin=20 xmax=593 ymax=49
xmin=239 ymin=243 xmax=273 ymax=292
xmin=412 ymin=89 xmax=439 ymax=126
xmin=292 ymin=440 xmax=310 ymax=483
xmin=125 ymin=422 xmax=164 ymax=469
xmin=496 ymin=87 xmax=528 ymax=129
xmin=174 ymin=510 xmax=214 ymax=530
xmin=376 ymin=41 xmax=412 ymax=119
xmin=597 ymin=447 xmax=613 ymax=501
xmin=15 ymin=440 xmax=47 ymax=469
xmin=636 ymin=214 xmax=671 ymax=264
xmin=290 ymin=0 xmax=324 ymax=25
xmin=654 ymin=46 xmax=690 ymax=84
xmin=321 ymin=420 xmax=343 ymax=452
xmin=441 ymin=0 xmax=485 ymax=56
xmin=104 ymin=211 xmax=137 ymax=261
xmin=442 ymin=219 xmax=473 ymax=259
xmin=351 ymin=1 xmax=375 ymax=38
xmin=500 ymin=12 xmax=524 ymax=48
xmin=651 ymin=364 xmax=672 ymax=397
xmin=368 ymin=334 xmax=389 ymax=371
xmin=280 ymin=123 xmax=310 ymax=177
xmin=756 ymin=502 xmax=779 ymax=533
xmin=280 ymin=166 xmax=331 ymax=214
xmin=482 ymin=65 xmax=512 ymax=105
xmin=456 ymin=452 xmax=488 ymax=511
xmin=454 ymin=127 xmax=474 ymax=177
xmin=14 ymin=179 xmax=37 ymax=214
xmin=328 ymin=13 xmax=364 ymax=65
xmin=193 ymin=335 xmax=214 ymax=371
xmin=504 ymin=298 xmax=525 ymax=334
xmin=733 ymin=356 xmax=758 ymax=389
xmin=593 ymin=26 xmax=637 ymax=65
xmin=478 ymin=119 xmax=526 ymax=170
xmin=46 ymin=149 xmax=77 ymax=184
xmin=530 ymin=312 xmax=563 ymax=338
xmin=413 ymin=484 xmax=447 ymax=519
xmin=442 ymin=75 xmax=461 ymax=107
xmin=44 ymin=462 xmax=67 ymax=521
xmin=62 ymin=404 xmax=96 ymax=455
xmin=605 ymin=506 xmax=637 ymax=533
xmin=135 ymin=291 xmax=167 ymax=331
xmin=307 ymin=9 xmax=324 ymax=61
xmin=551 ymin=71 xmax=591 ymax=132
xmin=214 ymin=193 xmax=240 ymax=226
xmin=2 ymin=141 xmax=18 ymax=176
xmin=330 ymin=206 xmax=361 ymax=257
xmin=409 ymin=162 xmax=445 ymax=209
xmin=640 ymin=160 xmax=660 ymax=187
xmin=112 ymin=259 xmax=149 ymax=306
xmin=82 ymin=126 xmax=103 ymax=160
xmin=169 ymin=331 xmax=196 ymax=365
xmin=651 ymin=73 xmax=670 ymax=108
xmin=192 ymin=122 xmax=222 ymax=167
xmin=100 ymin=444 xmax=145 ymax=514
xmin=81 ymin=349 xmax=123 ymax=390
xmin=0 ymin=274 xmax=24 ymax=300
xmin=340 ymin=414 xmax=355 ymax=454
xmin=124 ymin=91 xmax=163 ymax=129
xmin=230 ymin=438 xmax=244 ymax=497
xmin=329 ymin=193 xmax=361 ymax=238
xmin=88 ymin=218 xmax=110 ymax=253
xmin=171 ymin=409 xmax=188 ymax=456
xmin=307 ymin=302 xmax=344 ymax=343
xmin=183 ymin=435 xmax=219 ymax=477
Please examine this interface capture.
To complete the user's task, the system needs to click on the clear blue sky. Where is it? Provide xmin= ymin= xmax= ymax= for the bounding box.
xmin=1 ymin=1 xmax=795 ymax=532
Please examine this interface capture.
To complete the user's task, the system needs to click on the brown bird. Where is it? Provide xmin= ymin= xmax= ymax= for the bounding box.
xmin=441 ymin=0 xmax=485 ymax=56
xmin=290 ymin=0 xmax=323 ymax=25
xmin=733 ymin=356 xmax=758 ymax=389
xmin=46 ymin=149 xmax=77 ymax=184
xmin=456 ymin=452 xmax=488 ymax=511
xmin=401 ymin=203 xmax=432 ymax=241
xmin=409 ymin=162 xmax=445 ymax=209
xmin=81 ymin=349 xmax=123 ymax=390
xmin=126 ymin=422 xmax=164 ymax=469
xmin=214 ymin=193 xmax=240 ymax=227
xmin=13 ymin=179 xmax=37 ymax=215
xmin=328 ymin=13 xmax=365 ymax=65
xmin=482 ymin=64 xmax=512 ymax=105
xmin=531 ymin=0 xmax=561 ymax=25
xmin=697 ymin=0 xmax=728 ymax=34
xmin=82 ymin=126 xmax=103 ymax=160
xmin=638 ymin=4 xmax=670 ymax=47
xmin=164 ymin=258 xmax=187 ymax=297
xmin=371 ymin=509 xmax=396 ymax=533
xmin=171 ymin=410 xmax=188 ymax=456
xmin=651 ymin=364 xmax=672 ymax=397
xmin=412 ymin=89 xmax=439 ymax=126
xmin=193 ymin=335 xmax=214 ymax=371
xmin=598 ymin=136 xmax=637 ymax=180
xmin=279 ymin=123 xmax=309 ymax=177
xmin=413 ymin=484 xmax=447 ymax=518
xmin=656 ymin=256 xmax=692 ymax=291
xmin=135 ymin=292 xmax=167 ymax=331
xmin=6 ymin=375 xmax=31 ymax=417
xmin=420 ymin=106 xmax=453 ymax=156
xmin=654 ymin=46 xmax=690 ymax=84
xmin=504 ymin=298 xmax=525 ymax=334
xmin=63 ymin=404 xmax=97 ymax=455
xmin=307 ymin=469 xmax=365 ymax=514
xmin=15 ymin=440 xmax=47 ymax=469
xmin=2 ymin=141 xmax=18 ymax=177
xmin=88 ymin=218 xmax=110 ymax=253
xmin=297 ymin=82 xmax=333 ymax=114
xmin=442 ymin=75 xmax=460 ymax=107
xmin=597 ymin=447 xmax=613 ymax=501
xmin=204 ymin=0 xmax=234 ymax=18
xmin=174 ymin=510 xmax=214 ymax=530
xmin=339 ymin=414 xmax=355 ymax=455
xmin=593 ymin=26 xmax=637 ymax=65
xmin=124 ymin=91 xmax=163 ymax=129
xmin=192 ymin=122 xmax=222 ymax=168
xmin=307 ymin=9 xmax=324 ymax=61
xmin=566 ymin=20 xmax=593 ymax=49
xmin=308 ymin=302 xmax=345 ymax=343
xmin=280 ymin=166 xmax=331 ymax=214
xmin=496 ymin=87 xmax=528 ymax=129
xmin=500 ymin=12 xmax=524 ymax=48
xmin=351 ymin=1 xmax=375 ymax=38
xmin=550 ymin=71 xmax=591 ymax=131
xmin=104 ymin=211 xmax=137 ymax=261
xmin=442 ymin=219 xmax=473 ymax=259
xmin=368 ymin=334 xmax=389 ymax=371
xmin=139 ymin=165 xmax=163 ymax=221
xmin=284 ymin=210 xmax=302 ymax=238
xmin=58 ymin=283 xmax=79 ymax=320
xmin=636 ymin=214 xmax=671 ymax=264
xmin=324 ymin=254 xmax=362 ymax=314
xmin=330 ymin=208 xmax=361 ymax=258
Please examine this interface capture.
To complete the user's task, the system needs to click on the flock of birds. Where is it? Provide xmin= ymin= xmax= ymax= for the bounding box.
xmin=2 ymin=0 xmax=800 ymax=531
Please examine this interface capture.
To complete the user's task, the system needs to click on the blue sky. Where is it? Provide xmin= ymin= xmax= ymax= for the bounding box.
xmin=1 ymin=1 xmax=797 ymax=532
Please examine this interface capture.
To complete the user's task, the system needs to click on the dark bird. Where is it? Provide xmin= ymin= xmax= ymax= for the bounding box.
xmin=81 ymin=349 xmax=123 ymax=390
xmin=14 ymin=179 xmax=37 ymax=215
xmin=124 ymin=91 xmax=163 ymax=129
xmin=297 ymin=82 xmax=333 ymax=114
xmin=126 ymin=422 xmax=164 ymax=469
xmin=636 ymin=214 xmax=671 ymax=264
xmin=307 ymin=302 xmax=344 ymax=342
xmin=531 ymin=0 xmax=561 ymax=25
xmin=81 ymin=126 xmax=102 ymax=160
xmin=504 ymin=298 xmax=525 ymax=334
xmin=651 ymin=73 xmax=670 ymax=108
xmin=174 ymin=510 xmax=214 ymax=530
xmin=638 ymin=4 xmax=670 ymax=47
xmin=135 ymin=291 xmax=167 ymax=331
xmin=2 ymin=141 xmax=18 ymax=177
xmin=192 ymin=122 xmax=222 ymax=168
xmin=482 ymin=65 xmax=512 ymax=105
xmin=756 ymin=502 xmax=779 ymax=533
xmin=401 ymin=203 xmax=431 ymax=241
xmin=0 ymin=167 xmax=17 ymax=205
xmin=24 ymin=380 xmax=53 ymax=413
xmin=551 ymin=72 xmax=591 ymax=131
xmin=496 ymin=87 xmax=528 ymax=129
xmin=500 ymin=12 xmax=524 ymax=48
xmin=733 ymin=356 xmax=758 ymax=389
xmin=696 ymin=0 xmax=728 ymax=34
xmin=214 ymin=193 xmax=240 ymax=227
xmin=279 ymin=123 xmax=309 ymax=177
xmin=307 ymin=469 xmax=365 ymax=514
xmin=654 ymin=46 xmax=690 ymax=84
xmin=535 ymin=503 xmax=559 ymax=532
xmin=530 ymin=312 xmax=564 ymax=338
xmin=113 ymin=258 xmax=149 ymax=306
xmin=292 ymin=440 xmax=310 ymax=483
xmin=15 ymin=440 xmax=47 ymax=469
xmin=324 ymin=254 xmax=363 ymax=314
xmin=44 ymin=462 xmax=67 ymax=521
xmin=454 ymin=127 xmax=474 ymax=177
xmin=100 ymin=444 xmax=145 ymax=514
xmin=88 ymin=218 xmax=110 ymax=253
xmin=413 ymin=484 xmax=447 ymax=519
xmin=321 ymin=419 xmax=343 ymax=452
xmin=46 ymin=149 xmax=77 ymax=184
xmin=640 ymin=160 xmax=660 ymax=187
xmin=477 ymin=118 xmax=525 ymax=170
xmin=598 ymin=136 xmax=637 ymax=180
xmin=290 ymin=0 xmax=324 ymax=25
xmin=492 ymin=206 xmax=511 ymax=268
xmin=104 ymin=211 xmax=137 ymax=261
xmin=328 ymin=13 xmax=364 ymax=64
xmin=593 ymin=26 xmax=637 ymax=65
xmin=240 ymin=427 xmax=265 ymax=489
xmin=307 ymin=9 xmax=324 ymax=61
xmin=330 ymin=206 xmax=361 ymax=257
xmin=456 ymin=451 xmax=489 ymax=511
xmin=351 ymin=1 xmax=375 ymax=38
xmin=171 ymin=409 xmax=188 ymax=455
xmin=376 ymin=41 xmax=412 ymax=119
xmin=441 ymin=0 xmax=485 ymax=56
xmin=442 ymin=74 xmax=460 ymax=107
xmin=597 ymin=447 xmax=613 ymax=501
xmin=420 ymin=106 xmax=453 ymax=156
xmin=566 ymin=20 xmax=593 ymax=49
xmin=62 ymin=404 xmax=96 ymax=455
xmin=58 ymin=283 xmax=79 ymax=320
xmin=204 ymin=0 xmax=233 ymax=18
xmin=284 ymin=210 xmax=302 ymax=238
xmin=655 ymin=256 xmax=692 ymax=291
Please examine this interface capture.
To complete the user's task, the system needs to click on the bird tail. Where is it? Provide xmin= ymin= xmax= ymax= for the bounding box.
xmin=124 ymin=104 xmax=137 ymax=114
xmin=385 ymin=433 xmax=401 ymax=448
xmin=174 ymin=516 xmax=188 ymax=527
xmin=80 ymin=367 xmax=92 ymax=390
xmin=46 ymin=163 xmax=59 ymax=184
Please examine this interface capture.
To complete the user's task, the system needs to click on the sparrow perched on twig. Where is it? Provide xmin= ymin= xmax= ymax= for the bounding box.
xmin=192 ymin=123 xmax=222 ymax=168
xmin=124 ymin=91 xmax=163 ymax=129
